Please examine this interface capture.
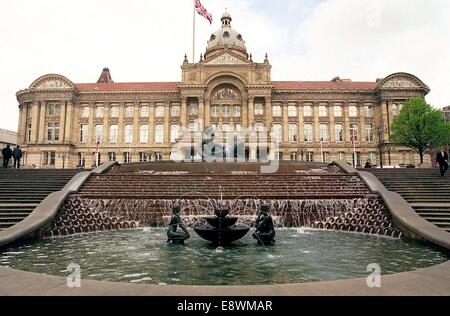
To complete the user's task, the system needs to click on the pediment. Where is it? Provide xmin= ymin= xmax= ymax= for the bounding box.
xmin=204 ymin=52 xmax=250 ymax=65
xmin=378 ymin=73 xmax=429 ymax=91
xmin=30 ymin=74 xmax=75 ymax=90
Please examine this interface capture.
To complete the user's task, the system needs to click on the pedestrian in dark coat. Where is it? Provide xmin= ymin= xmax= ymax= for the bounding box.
xmin=2 ymin=144 xmax=13 ymax=168
xmin=436 ymin=147 xmax=449 ymax=177
xmin=13 ymin=145 xmax=23 ymax=169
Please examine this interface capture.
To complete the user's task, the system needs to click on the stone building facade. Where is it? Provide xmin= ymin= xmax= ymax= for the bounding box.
xmin=16 ymin=12 xmax=430 ymax=169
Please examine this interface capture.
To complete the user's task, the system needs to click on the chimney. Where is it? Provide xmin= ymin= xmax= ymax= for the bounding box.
xmin=97 ymin=67 xmax=114 ymax=84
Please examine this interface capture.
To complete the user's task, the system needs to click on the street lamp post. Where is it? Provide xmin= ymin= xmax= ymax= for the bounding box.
xmin=377 ymin=125 xmax=384 ymax=169
xmin=58 ymin=153 xmax=70 ymax=169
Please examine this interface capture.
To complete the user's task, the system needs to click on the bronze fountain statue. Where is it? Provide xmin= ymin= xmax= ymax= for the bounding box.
xmin=167 ymin=204 xmax=191 ymax=245
xmin=253 ymin=204 xmax=276 ymax=245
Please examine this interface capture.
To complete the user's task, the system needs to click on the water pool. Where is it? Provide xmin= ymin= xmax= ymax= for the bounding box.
xmin=0 ymin=228 xmax=447 ymax=286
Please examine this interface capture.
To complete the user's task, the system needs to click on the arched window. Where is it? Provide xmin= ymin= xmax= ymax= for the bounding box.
xmin=212 ymin=88 xmax=239 ymax=101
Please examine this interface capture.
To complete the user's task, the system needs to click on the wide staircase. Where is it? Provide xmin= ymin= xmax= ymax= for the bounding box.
xmin=364 ymin=169 xmax=450 ymax=233
xmin=78 ymin=163 xmax=372 ymax=200
xmin=0 ymin=169 xmax=82 ymax=232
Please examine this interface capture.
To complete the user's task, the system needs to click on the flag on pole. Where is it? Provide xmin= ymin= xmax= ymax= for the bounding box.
xmin=195 ymin=0 xmax=213 ymax=24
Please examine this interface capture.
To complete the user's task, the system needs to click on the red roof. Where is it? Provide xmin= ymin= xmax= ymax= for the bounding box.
xmin=74 ymin=81 xmax=378 ymax=92
xmin=273 ymin=81 xmax=377 ymax=91
xmin=75 ymin=82 xmax=178 ymax=91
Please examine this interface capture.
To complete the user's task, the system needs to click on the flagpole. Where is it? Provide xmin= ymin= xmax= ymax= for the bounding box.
xmin=193 ymin=1 xmax=196 ymax=63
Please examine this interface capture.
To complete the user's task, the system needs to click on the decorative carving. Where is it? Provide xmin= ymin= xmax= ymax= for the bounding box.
xmin=206 ymin=53 xmax=248 ymax=65
xmin=35 ymin=79 xmax=72 ymax=90
xmin=381 ymin=77 xmax=421 ymax=89
xmin=212 ymin=88 xmax=240 ymax=101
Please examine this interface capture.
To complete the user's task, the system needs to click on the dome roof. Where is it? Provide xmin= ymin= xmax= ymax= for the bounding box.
xmin=207 ymin=11 xmax=246 ymax=51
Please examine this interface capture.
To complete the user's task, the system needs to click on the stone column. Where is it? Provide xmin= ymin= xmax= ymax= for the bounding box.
xmin=359 ymin=104 xmax=366 ymax=144
xmin=343 ymin=103 xmax=351 ymax=143
xmin=38 ymin=100 xmax=47 ymax=143
xmin=248 ymin=97 xmax=255 ymax=128
xmin=88 ymin=102 xmax=95 ymax=144
xmin=265 ymin=97 xmax=273 ymax=129
xmin=103 ymin=103 xmax=110 ymax=144
xmin=164 ymin=101 xmax=170 ymax=144
xmin=381 ymin=100 xmax=390 ymax=141
xmin=198 ymin=98 xmax=205 ymax=129
xmin=30 ymin=101 xmax=40 ymax=144
xmin=181 ymin=97 xmax=188 ymax=129
xmin=329 ymin=103 xmax=335 ymax=144
xmin=64 ymin=100 xmax=74 ymax=144
xmin=59 ymin=101 xmax=67 ymax=143
xmin=118 ymin=102 xmax=125 ymax=145
xmin=204 ymin=98 xmax=211 ymax=128
xmin=283 ymin=101 xmax=289 ymax=144
xmin=133 ymin=101 xmax=139 ymax=145
xmin=17 ymin=104 xmax=26 ymax=144
xmin=298 ymin=102 xmax=304 ymax=145
xmin=313 ymin=102 xmax=320 ymax=143
xmin=149 ymin=102 xmax=155 ymax=144
xmin=242 ymin=99 xmax=248 ymax=129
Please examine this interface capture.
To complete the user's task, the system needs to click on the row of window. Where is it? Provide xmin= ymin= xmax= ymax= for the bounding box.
xmin=80 ymin=103 xmax=201 ymax=119
xmin=268 ymin=105 xmax=374 ymax=118
xmin=75 ymin=123 xmax=375 ymax=145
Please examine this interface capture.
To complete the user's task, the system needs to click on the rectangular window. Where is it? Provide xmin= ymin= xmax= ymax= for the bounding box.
xmin=320 ymin=124 xmax=329 ymax=142
xmin=234 ymin=106 xmax=241 ymax=117
xmin=222 ymin=105 xmax=231 ymax=117
xmin=109 ymin=125 xmax=118 ymax=144
xmin=288 ymin=105 xmax=297 ymax=117
xmin=335 ymin=124 xmax=344 ymax=142
xmin=96 ymin=107 xmax=104 ymax=118
xmin=188 ymin=102 xmax=198 ymax=116
xmin=272 ymin=124 xmax=282 ymax=143
xmin=124 ymin=124 xmax=133 ymax=144
xmin=47 ymin=123 xmax=53 ymax=142
xmin=140 ymin=125 xmax=149 ymax=144
xmin=125 ymin=106 xmax=134 ymax=118
xmin=80 ymin=124 xmax=88 ymax=143
xmin=304 ymin=124 xmax=313 ymax=142
xmin=365 ymin=124 xmax=374 ymax=142
xmin=81 ymin=107 xmax=90 ymax=118
xmin=47 ymin=104 xmax=60 ymax=116
xmin=141 ymin=106 xmax=150 ymax=118
xmin=349 ymin=105 xmax=358 ymax=117
xmin=78 ymin=153 xmax=86 ymax=167
xmin=338 ymin=152 xmax=346 ymax=162
xmin=334 ymin=105 xmax=342 ymax=117
xmin=155 ymin=105 xmax=165 ymax=118
xmin=171 ymin=125 xmax=180 ymax=143
xmin=171 ymin=105 xmax=180 ymax=117
xmin=108 ymin=152 xmax=116 ymax=162
xmin=290 ymin=152 xmax=298 ymax=161
xmin=211 ymin=106 xmax=220 ymax=117
xmin=94 ymin=125 xmax=103 ymax=144
xmin=139 ymin=152 xmax=149 ymax=162
xmin=254 ymin=103 xmax=264 ymax=116
xmin=351 ymin=124 xmax=359 ymax=142
xmin=110 ymin=106 xmax=119 ymax=118
xmin=27 ymin=124 xmax=32 ymax=142
xmin=319 ymin=105 xmax=328 ymax=117
xmin=289 ymin=124 xmax=298 ymax=142
xmin=303 ymin=105 xmax=312 ymax=117
xmin=364 ymin=105 xmax=373 ymax=117
xmin=43 ymin=152 xmax=56 ymax=166
xmin=123 ymin=152 xmax=131 ymax=163
xmin=272 ymin=105 xmax=282 ymax=117
xmin=306 ymin=152 xmax=314 ymax=163
xmin=155 ymin=125 xmax=164 ymax=143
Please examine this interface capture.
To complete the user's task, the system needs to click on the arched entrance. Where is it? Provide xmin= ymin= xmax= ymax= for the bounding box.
xmin=209 ymin=85 xmax=242 ymax=133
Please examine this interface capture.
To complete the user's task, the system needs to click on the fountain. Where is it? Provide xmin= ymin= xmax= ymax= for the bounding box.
xmin=193 ymin=209 xmax=250 ymax=245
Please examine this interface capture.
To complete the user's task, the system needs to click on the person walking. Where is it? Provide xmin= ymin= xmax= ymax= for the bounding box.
xmin=2 ymin=144 xmax=13 ymax=168
xmin=364 ymin=159 xmax=373 ymax=169
xmin=13 ymin=145 xmax=23 ymax=169
xmin=436 ymin=146 xmax=449 ymax=177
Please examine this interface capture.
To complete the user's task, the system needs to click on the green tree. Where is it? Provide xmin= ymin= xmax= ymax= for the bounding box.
xmin=391 ymin=97 xmax=450 ymax=164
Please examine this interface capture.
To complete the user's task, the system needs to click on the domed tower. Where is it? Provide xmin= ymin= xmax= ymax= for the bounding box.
xmin=204 ymin=10 xmax=248 ymax=61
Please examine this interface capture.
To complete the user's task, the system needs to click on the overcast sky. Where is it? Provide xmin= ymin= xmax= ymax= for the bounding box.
xmin=0 ymin=0 xmax=449 ymax=132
